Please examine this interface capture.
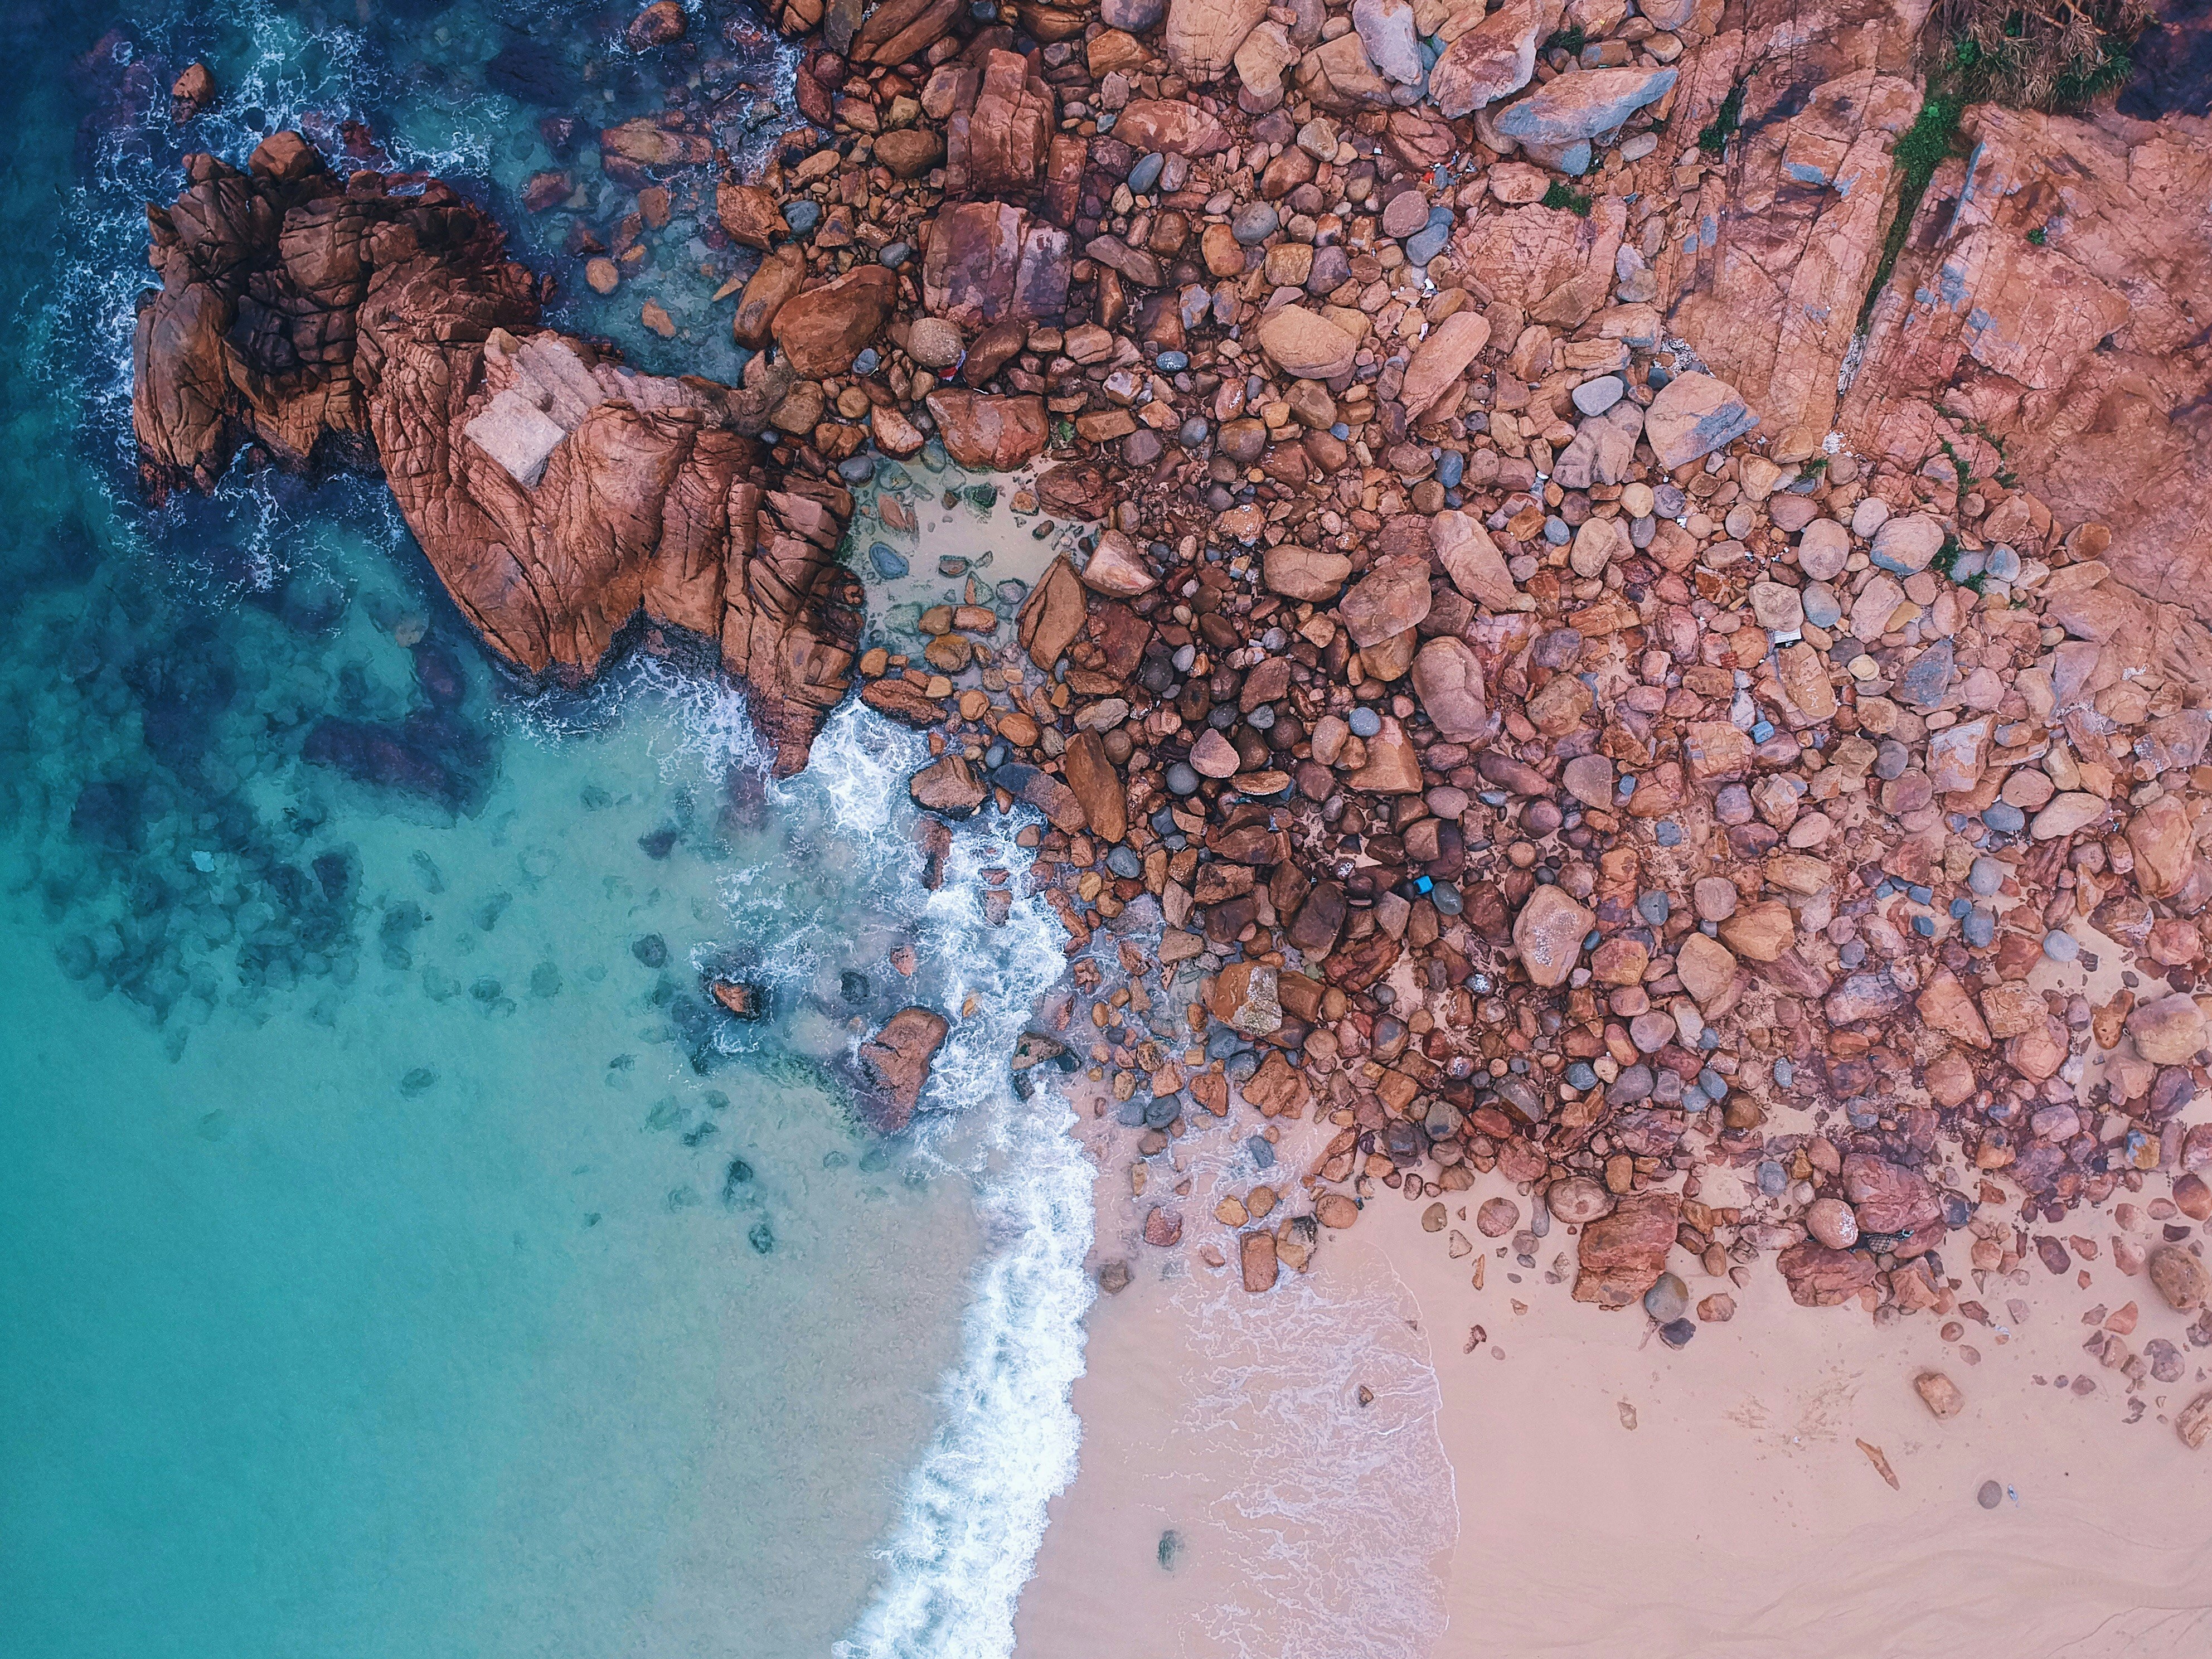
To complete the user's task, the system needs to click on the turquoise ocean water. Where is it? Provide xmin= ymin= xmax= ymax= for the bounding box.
xmin=0 ymin=6 xmax=1090 ymax=1653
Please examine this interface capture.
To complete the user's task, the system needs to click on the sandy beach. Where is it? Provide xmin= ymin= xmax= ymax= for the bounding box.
xmin=1017 ymin=1099 xmax=2212 ymax=1659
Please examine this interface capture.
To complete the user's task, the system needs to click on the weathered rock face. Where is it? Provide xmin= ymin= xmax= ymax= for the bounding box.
xmin=1451 ymin=193 xmax=1627 ymax=327
xmin=1838 ymin=102 xmax=2212 ymax=622
xmin=1656 ymin=0 xmax=1924 ymax=445
xmin=132 ymin=141 xmax=862 ymax=776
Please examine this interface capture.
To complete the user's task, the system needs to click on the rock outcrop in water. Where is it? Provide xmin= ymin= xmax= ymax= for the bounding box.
xmin=131 ymin=135 xmax=862 ymax=775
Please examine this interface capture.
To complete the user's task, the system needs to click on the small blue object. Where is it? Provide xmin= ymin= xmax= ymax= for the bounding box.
xmin=1331 ymin=422 xmax=1351 ymax=441
xmin=1636 ymin=890 xmax=1669 ymax=924
xmin=1618 ymin=775 xmax=1637 ymax=797
xmin=853 ymin=348 xmax=880 ymax=374
xmin=1436 ymin=450 xmax=1464 ymax=488
xmin=1984 ymin=801 xmax=2026 ymax=835
xmin=1875 ymin=879 xmax=1896 ymax=898
xmin=1108 ymin=846 xmax=1141 ymax=879
xmin=2044 ymin=930 xmax=2080 ymax=963
xmin=1566 ymin=1061 xmax=1598 ymax=1090
xmin=1757 ymin=1160 xmax=1788 ymax=1197
xmin=1750 ymin=720 xmax=1774 ymax=743
xmin=1127 ymin=152 xmax=1165 ymax=195
xmin=1544 ymin=516 xmax=1571 ymax=545
xmin=1246 ymin=1136 xmax=1276 ymax=1170
xmin=1909 ymin=884 xmax=1934 ymax=905
xmin=1157 ymin=350 xmax=1189 ymax=372
xmin=838 ymin=455 xmax=875 ymax=483
xmin=1414 ymin=875 xmax=1433 ymax=894
xmin=869 ymin=542 xmax=908 ymax=579
xmin=1914 ymin=915 xmax=1936 ymax=937
xmin=1699 ymin=1068 xmax=1726 ymax=1098
xmin=784 ymin=200 xmax=821 ymax=235
xmin=1964 ymin=909 xmax=1996 ymax=948
xmin=877 ymin=241 xmax=909 ymax=268
xmin=1655 ymin=820 xmax=1683 ymax=846
xmin=1582 ymin=929 xmax=1602 ymax=951
xmin=1349 ymin=706 xmax=1381 ymax=738
xmin=1774 ymin=1059 xmax=1794 ymax=1088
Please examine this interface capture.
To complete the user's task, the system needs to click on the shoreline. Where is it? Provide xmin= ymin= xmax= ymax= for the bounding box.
xmin=1019 ymin=1100 xmax=2212 ymax=1658
xmin=85 ymin=1 xmax=2212 ymax=1652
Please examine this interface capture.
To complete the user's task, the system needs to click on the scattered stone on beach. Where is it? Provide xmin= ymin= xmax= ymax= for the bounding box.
xmin=1857 ymin=1440 xmax=1901 ymax=1492
xmin=2148 ymin=1245 xmax=2211 ymax=1312
xmin=1977 ymin=1479 xmax=2004 ymax=1508
xmin=1241 ymin=1229 xmax=1279 ymax=1292
xmin=1914 ymin=1371 xmax=1966 ymax=1420
xmin=2179 ymin=1393 xmax=2212 ymax=1450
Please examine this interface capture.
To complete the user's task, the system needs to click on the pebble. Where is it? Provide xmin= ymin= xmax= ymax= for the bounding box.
xmin=1645 ymin=1273 xmax=1689 ymax=1322
xmin=1573 ymin=376 xmax=1624 ymax=416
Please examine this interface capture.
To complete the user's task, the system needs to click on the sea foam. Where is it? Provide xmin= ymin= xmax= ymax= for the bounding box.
xmin=785 ymin=707 xmax=1098 ymax=1659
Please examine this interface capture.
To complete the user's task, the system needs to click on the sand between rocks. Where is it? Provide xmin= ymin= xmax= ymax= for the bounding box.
xmin=1017 ymin=1109 xmax=2212 ymax=1658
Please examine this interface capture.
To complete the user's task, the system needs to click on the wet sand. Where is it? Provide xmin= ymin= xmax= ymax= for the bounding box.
xmin=1018 ymin=1107 xmax=2212 ymax=1658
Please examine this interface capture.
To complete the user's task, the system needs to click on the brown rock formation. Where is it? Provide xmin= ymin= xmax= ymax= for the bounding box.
xmin=130 ymin=139 xmax=861 ymax=775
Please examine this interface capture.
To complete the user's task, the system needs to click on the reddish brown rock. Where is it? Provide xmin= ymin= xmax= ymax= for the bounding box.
xmin=1842 ymin=1154 xmax=1942 ymax=1238
xmin=856 ymin=1007 xmax=949 ymax=1131
xmin=1777 ymin=1241 xmax=1878 ymax=1307
xmin=1572 ymin=1191 xmax=1681 ymax=1308
xmin=625 ymin=0 xmax=688 ymax=47
xmin=925 ymin=390 xmax=1049 ymax=470
xmin=1111 ymin=100 xmax=1234 ymax=157
xmin=1017 ymin=556 xmax=1087 ymax=668
xmin=909 ymin=754 xmax=987 ymax=816
xmin=1514 ymin=885 xmax=1593 ymax=988
xmin=1079 ymin=531 xmax=1158 ymax=597
xmin=921 ymin=201 xmax=1071 ymax=328
xmin=130 ymin=144 xmax=857 ymax=776
xmin=958 ymin=50 xmax=1055 ymax=195
xmin=2150 ymin=1244 xmax=2211 ymax=1312
xmin=171 ymin=62 xmax=216 ymax=122
xmin=1241 ymin=1229 xmax=1279 ymax=1292
xmin=772 ymin=264 xmax=896 ymax=376
xmin=1338 ymin=553 xmax=1432 ymax=648
xmin=1063 ymin=730 xmax=1128 ymax=842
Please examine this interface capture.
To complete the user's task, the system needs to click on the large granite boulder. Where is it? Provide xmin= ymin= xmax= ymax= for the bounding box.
xmin=132 ymin=140 xmax=861 ymax=776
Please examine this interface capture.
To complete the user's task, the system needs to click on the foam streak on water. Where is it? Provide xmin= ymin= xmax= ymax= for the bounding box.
xmin=1171 ymin=1260 xmax=1459 ymax=1658
xmin=777 ymin=708 xmax=1096 ymax=1659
